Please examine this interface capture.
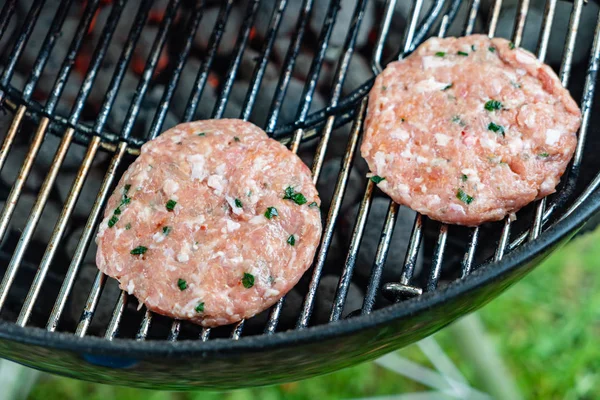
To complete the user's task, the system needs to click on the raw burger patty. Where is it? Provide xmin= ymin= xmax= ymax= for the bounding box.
xmin=96 ymin=119 xmax=322 ymax=327
xmin=362 ymin=35 xmax=581 ymax=226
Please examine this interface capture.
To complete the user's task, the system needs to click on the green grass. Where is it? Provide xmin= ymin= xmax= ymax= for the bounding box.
xmin=28 ymin=228 xmax=600 ymax=399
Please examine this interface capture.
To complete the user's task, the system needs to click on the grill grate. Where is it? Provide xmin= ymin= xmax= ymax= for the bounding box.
xmin=0 ymin=0 xmax=598 ymax=345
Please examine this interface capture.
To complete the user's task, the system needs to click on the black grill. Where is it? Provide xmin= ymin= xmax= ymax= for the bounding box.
xmin=0 ymin=0 xmax=599 ymax=389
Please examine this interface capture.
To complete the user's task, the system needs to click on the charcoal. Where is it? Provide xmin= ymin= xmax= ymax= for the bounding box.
xmin=341 ymin=197 xmax=423 ymax=285
xmin=0 ymin=192 xmax=62 ymax=247
xmin=55 ymin=165 xmax=103 ymax=219
xmin=64 ymin=225 xmax=97 ymax=268
xmin=310 ymin=0 xmax=375 ymax=61
xmin=316 ymin=156 xmax=364 ymax=214
xmin=194 ymin=6 xmax=244 ymax=56
xmin=255 ymin=0 xmax=304 ymax=39
xmin=170 ymin=58 xmax=220 ymax=120
xmin=312 ymin=275 xmax=363 ymax=324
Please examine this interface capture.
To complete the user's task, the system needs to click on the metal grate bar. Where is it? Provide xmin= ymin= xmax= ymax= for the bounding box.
xmin=148 ymin=2 xmax=205 ymax=140
xmin=0 ymin=0 xmax=46 ymax=89
xmin=136 ymin=4 xmax=206 ymax=341
xmin=427 ymin=224 xmax=449 ymax=292
xmin=78 ymin=0 xmax=183 ymax=337
xmin=46 ymin=1 xmax=153 ymax=332
xmin=93 ymin=0 xmax=154 ymax=134
xmin=512 ymin=0 xmax=530 ymax=48
xmin=182 ymin=0 xmax=235 ymax=123
xmin=241 ymin=0 xmax=287 ymax=121
xmin=120 ymin=0 xmax=181 ymax=140
xmin=366 ymin=0 xmax=429 ymax=304
xmin=21 ymin=0 xmax=77 ymax=101
xmin=265 ymin=0 xmax=314 ymax=133
xmin=295 ymin=0 xmax=369 ymax=330
xmin=0 ymin=0 xmax=17 ymax=64
xmin=463 ymin=0 xmax=482 ymax=36
xmin=211 ymin=0 xmax=261 ymax=120
xmin=70 ymin=143 xmax=128 ymax=335
xmin=263 ymin=0 xmax=345 ymax=334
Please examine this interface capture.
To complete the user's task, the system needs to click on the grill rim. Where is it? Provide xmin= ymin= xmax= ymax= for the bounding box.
xmin=0 ymin=186 xmax=597 ymax=356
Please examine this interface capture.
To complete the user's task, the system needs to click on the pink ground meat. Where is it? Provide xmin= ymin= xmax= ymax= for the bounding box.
xmin=96 ymin=119 xmax=322 ymax=327
xmin=361 ymin=35 xmax=581 ymax=226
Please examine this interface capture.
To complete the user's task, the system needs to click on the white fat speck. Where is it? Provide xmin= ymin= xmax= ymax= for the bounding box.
xmin=250 ymin=215 xmax=263 ymax=224
xmin=516 ymin=50 xmax=537 ymax=65
xmin=363 ymin=142 xmax=372 ymax=155
xmin=398 ymin=184 xmax=409 ymax=194
xmin=508 ymin=137 xmax=523 ymax=154
xmin=545 ymin=129 xmax=562 ymax=145
xmin=516 ymin=68 xmax=526 ymax=76
xmin=374 ymin=152 xmax=387 ymax=174
xmin=413 ymin=77 xmax=452 ymax=93
xmin=426 ymin=167 xmax=432 ymax=173
xmin=177 ymin=252 xmax=189 ymax=263
xmin=480 ymin=136 xmax=499 ymax=150
xmin=226 ymin=306 xmax=234 ymax=316
xmin=414 ymin=177 xmax=424 ymax=183
xmin=429 ymin=195 xmax=441 ymax=205
xmin=153 ymin=231 xmax=165 ymax=243
xmin=390 ymin=128 xmax=410 ymax=141
xmin=417 ymin=156 xmax=428 ymax=164
xmin=164 ymin=248 xmax=175 ymax=258
xmin=421 ymin=185 xmax=428 ymax=193
xmin=540 ymin=176 xmax=556 ymax=193
xmin=434 ymin=133 xmax=451 ymax=146
xmin=265 ymin=288 xmax=280 ymax=297
xmin=449 ymin=203 xmax=466 ymax=215
xmin=126 ymin=280 xmax=135 ymax=294
xmin=207 ymin=175 xmax=226 ymax=194
xmin=401 ymin=146 xmax=413 ymax=158
xmin=491 ymin=79 xmax=504 ymax=95
xmin=162 ymin=179 xmax=179 ymax=196
xmin=225 ymin=196 xmax=243 ymax=215
xmin=187 ymin=154 xmax=206 ymax=181
xmin=216 ymin=163 xmax=226 ymax=175
xmin=167 ymin=264 xmax=177 ymax=271
xmin=524 ymin=112 xmax=536 ymax=128
xmin=421 ymin=56 xmax=455 ymax=69
xmin=114 ymin=228 xmax=125 ymax=240
xmin=226 ymin=219 xmax=241 ymax=232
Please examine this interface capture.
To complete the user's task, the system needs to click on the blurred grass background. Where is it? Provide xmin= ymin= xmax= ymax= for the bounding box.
xmin=26 ymin=227 xmax=600 ymax=399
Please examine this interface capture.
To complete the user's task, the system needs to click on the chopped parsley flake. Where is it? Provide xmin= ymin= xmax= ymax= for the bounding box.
xmin=488 ymin=46 xmax=496 ymax=53
xmin=234 ymin=136 xmax=240 ymax=142
xmin=287 ymin=234 xmax=295 ymax=246
xmin=457 ymin=51 xmax=469 ymax=56
xmin=370 ymin=175 xmax=385 ymax=184
xmin=166 ymin=199 xmax=177 ymax=211
xmin=163 ymin=226 xmax=172 ymax=235
xmin=283 ymin=186 xmax=307 ymax=205
xmin=264 ymin=207 xmax=279 ymax=219
xmin=488 ymin=122 xmax=505 ymax=136
xmin=401 ymin=118 xmax=406 ymax=122
xmin=130 ymin=246 xmax=148 ymax=255
xmin=509 ymin=41 xmax=515 ymax=50
xmin=177 ymin=278 xmax=187 ymax=291
xmin=235 ymin=198 xmax=243 ymax=208
xmin=435 ymin=51 xmax=446 ymax=57
xmin=451 ymin=115 xmax=466 ymax=127
xmin=309 ymin=202 xmax=318 ymax=208
xmin=123 ymin=184 xmax=131 ymax=193
xmin=242 ymin=273 xmax=255 ymax=289
xmin=197 ymin=132 xmax=206 ymax=136
xmin=114 ymin=207 xmax=122 ymax=215
xmin=125 ymin=223 xmax=131 ymax=230
xmin=471 ymin=44 xmax=476 ymax=51
xmin=108 ymin=215 xmax=118 ymax=228
xmin=539 ymin=152 xmax=550 ymax=158
xmin=382 ymin=85 xmax=387 ymax=91
xmin=484 ymin=100 xmax=503 ymax=111
xmin=461 ymin=174 xmax=468 ymax=182
xmin=195 ymin=302 xmax=204 ymax=313
xmin=442 ymin=83 xmax=453 ymax=91
xmin=511 ymin=81 xmax=522 ymax=89
xmin=456 ymin=189 xmax=474 ymax=205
